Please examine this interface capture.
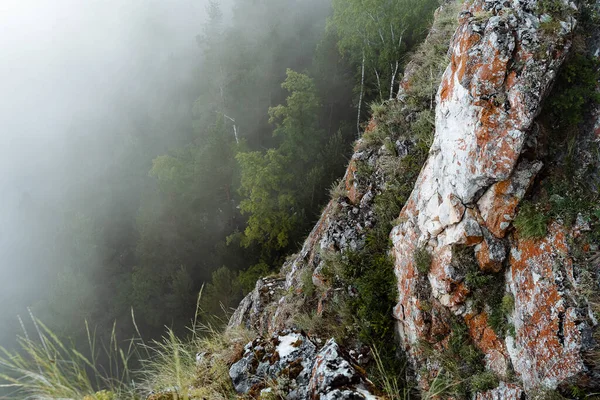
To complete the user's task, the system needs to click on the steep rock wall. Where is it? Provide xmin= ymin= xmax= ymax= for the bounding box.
xmin=228 ymin=0 xmax=461 ymax=340
xmin=391 ymin=0 xmax=599 ymax=395
xmin=229 ymin=0 xmax=600 ymax=397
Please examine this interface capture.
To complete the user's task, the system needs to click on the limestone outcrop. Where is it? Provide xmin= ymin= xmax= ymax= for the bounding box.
xmin=229 ymin=330 xmax=380 ymax=399
xmin=229 ymin=0 xmax=600 ymax=397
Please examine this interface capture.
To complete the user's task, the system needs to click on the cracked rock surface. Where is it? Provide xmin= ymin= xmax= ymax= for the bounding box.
xmin=229 ymin=330 xmax=380 ymax=399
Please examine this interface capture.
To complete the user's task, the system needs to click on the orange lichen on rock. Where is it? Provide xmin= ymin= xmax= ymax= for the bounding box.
xmin=428 ymin=246 xmax=471 ymax=312
xmin=392 ymin=220 xmax=432 ymax=353
xmin=344 ymin=159 xmax=362 ymax=205
xmin=439 ymin=26 xmax=482 ymax=103
xmin=506 ymin=223 xmax=587 ymax=390
xmin=478 ymin=160 xmax=543 ymax=238
xmin=465 ymin=312 xmax=510 ymax=376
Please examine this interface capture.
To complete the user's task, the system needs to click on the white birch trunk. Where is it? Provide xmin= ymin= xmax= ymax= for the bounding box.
xmin=357 ymin=51 xmax=365 ymax=138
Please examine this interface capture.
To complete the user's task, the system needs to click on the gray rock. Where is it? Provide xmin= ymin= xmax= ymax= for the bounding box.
xmin=229 ymin=332 xmax=380 ymax=399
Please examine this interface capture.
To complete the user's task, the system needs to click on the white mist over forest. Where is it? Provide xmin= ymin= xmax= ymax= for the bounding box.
xmin=0 ymin=1 xmax=440 ymax=395
xmin=0 ymin=0 xmax=228 ymax=345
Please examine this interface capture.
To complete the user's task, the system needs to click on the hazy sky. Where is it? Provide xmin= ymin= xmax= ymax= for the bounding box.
xmin=0 ymin=0 xmax=208 ymax=181
xmin=0 ymin=0 xmax=223 ymax=339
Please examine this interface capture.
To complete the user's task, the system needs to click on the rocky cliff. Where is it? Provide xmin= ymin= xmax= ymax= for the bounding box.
xmin=228 ymin=0 xmax=600 ymax=398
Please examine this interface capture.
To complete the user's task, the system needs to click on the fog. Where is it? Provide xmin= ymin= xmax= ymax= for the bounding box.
xmin=0 ymin=0 xmax=225 ymax=345
xmin=0 ymin=0 xmax=350 ymax=358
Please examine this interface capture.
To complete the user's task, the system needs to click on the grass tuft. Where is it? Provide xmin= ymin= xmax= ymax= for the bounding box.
xmin=414 ymin=247 xmax=432 ymax=274
xmin=513 ymin=201 xmax=549 ymax=239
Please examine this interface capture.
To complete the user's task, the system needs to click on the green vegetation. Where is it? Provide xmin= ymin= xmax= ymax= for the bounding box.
xmin=447 ymin=244 xmax=516 ymax=338
xmin=0 ymin=305 xmax=254 ymax=400
xmin=300 ymin=268 xmax=316 ymax=299
xmin=549 ymin=53 xmax=600 ymax=127
xmin=421 ymin=316 xmax=498 ymax=398
xmin=291 ymin=6 xmax=463 ymax=394
xmin=488 ymin=293 xmax=516 ymax=339
xmin=235 ymin=70 xmax=337 ymax=258
xmin=536 ymin=0 xmax=571 ymax=19
xmin=33 ymin=0 xmax=356 ymax=344
xmin=513 ymin=201 xmax=549 ymax=239
xmin=515 ymin=0 xmax=600 ymax=241
xmin=415 ymin=247 xmax=433 ymax=274
xmin=508 ymin=2 xmax=600 ymax=395
xmin=328 ymin=0 xmax=440 ymax=134
xmin=469 ymin=371 xmax=500 ymax=393
xmin=1 ymin=0 xmax=463 ymax=398
xmin=539 ymin=17 xmax=562 ymax=35
xmin=0 ymin=315 xmax=139 ymax=399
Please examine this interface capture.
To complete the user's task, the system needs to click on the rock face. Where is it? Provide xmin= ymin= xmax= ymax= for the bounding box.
xmin=229 ymin=330 xmax=380 ymax=399
xmin=390 ymin=0 xmax=598 ymax=394
xmin=474 ymin=382 xmax=524 ymax=400
xmin=227 ymin=136 xmax=416 ymax=336
xmin=228 ymin=0 xmax=600 ymax=397
xmin=228 ymin=276 xmax=286 ymax=334
xmin=506 ymin=224 xmax=587 ymax=390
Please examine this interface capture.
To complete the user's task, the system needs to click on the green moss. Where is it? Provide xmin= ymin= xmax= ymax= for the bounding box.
xmin=414 ymin=247 xmax=432 ymax=274
xmin=501 ymin=293 xmax=515 ymax=314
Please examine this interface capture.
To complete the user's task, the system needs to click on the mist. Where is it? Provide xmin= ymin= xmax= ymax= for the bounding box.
xmin=0 ymin=0 xmax=451 ymax=396
xmin=0 ymin=0 xmax=224 ymax=345
xmin=0 ymin=0 xmax=362 ymax=361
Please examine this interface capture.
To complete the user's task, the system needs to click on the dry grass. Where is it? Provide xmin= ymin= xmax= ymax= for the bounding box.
xmin=0 ymin=309 xmax=140 ymax=399
xmin=0 ymin=292 xmax=255 ymax=400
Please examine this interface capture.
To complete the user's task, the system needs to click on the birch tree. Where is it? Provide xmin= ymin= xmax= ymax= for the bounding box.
xmin=329 ymin=0 xmax=439 ymax=130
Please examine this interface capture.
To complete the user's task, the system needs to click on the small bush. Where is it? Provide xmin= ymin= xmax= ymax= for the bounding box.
xmin=414 ymin=247 xmax=432 ymax=274
xmin=421 ymin=317 xmax=490 ymax=398
xmin=451 ymin=244 xmax=495 ymax=291
xmin=359 ymin=127 xmax=388 ymax=150
xmin=465 ymin=269 xmax=494 ymax=289
xmin=370 ymin=101 xmax=388 ymax=120
xmin=514 ymin=201 xmax=549 ymax=239
xmin=451 ymin=245 xmax=478 ymax=271
xmin=549 ymin=53 xmax=600 ymax=127
xmin=329 ymin=178 xmax=347 ymax=201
